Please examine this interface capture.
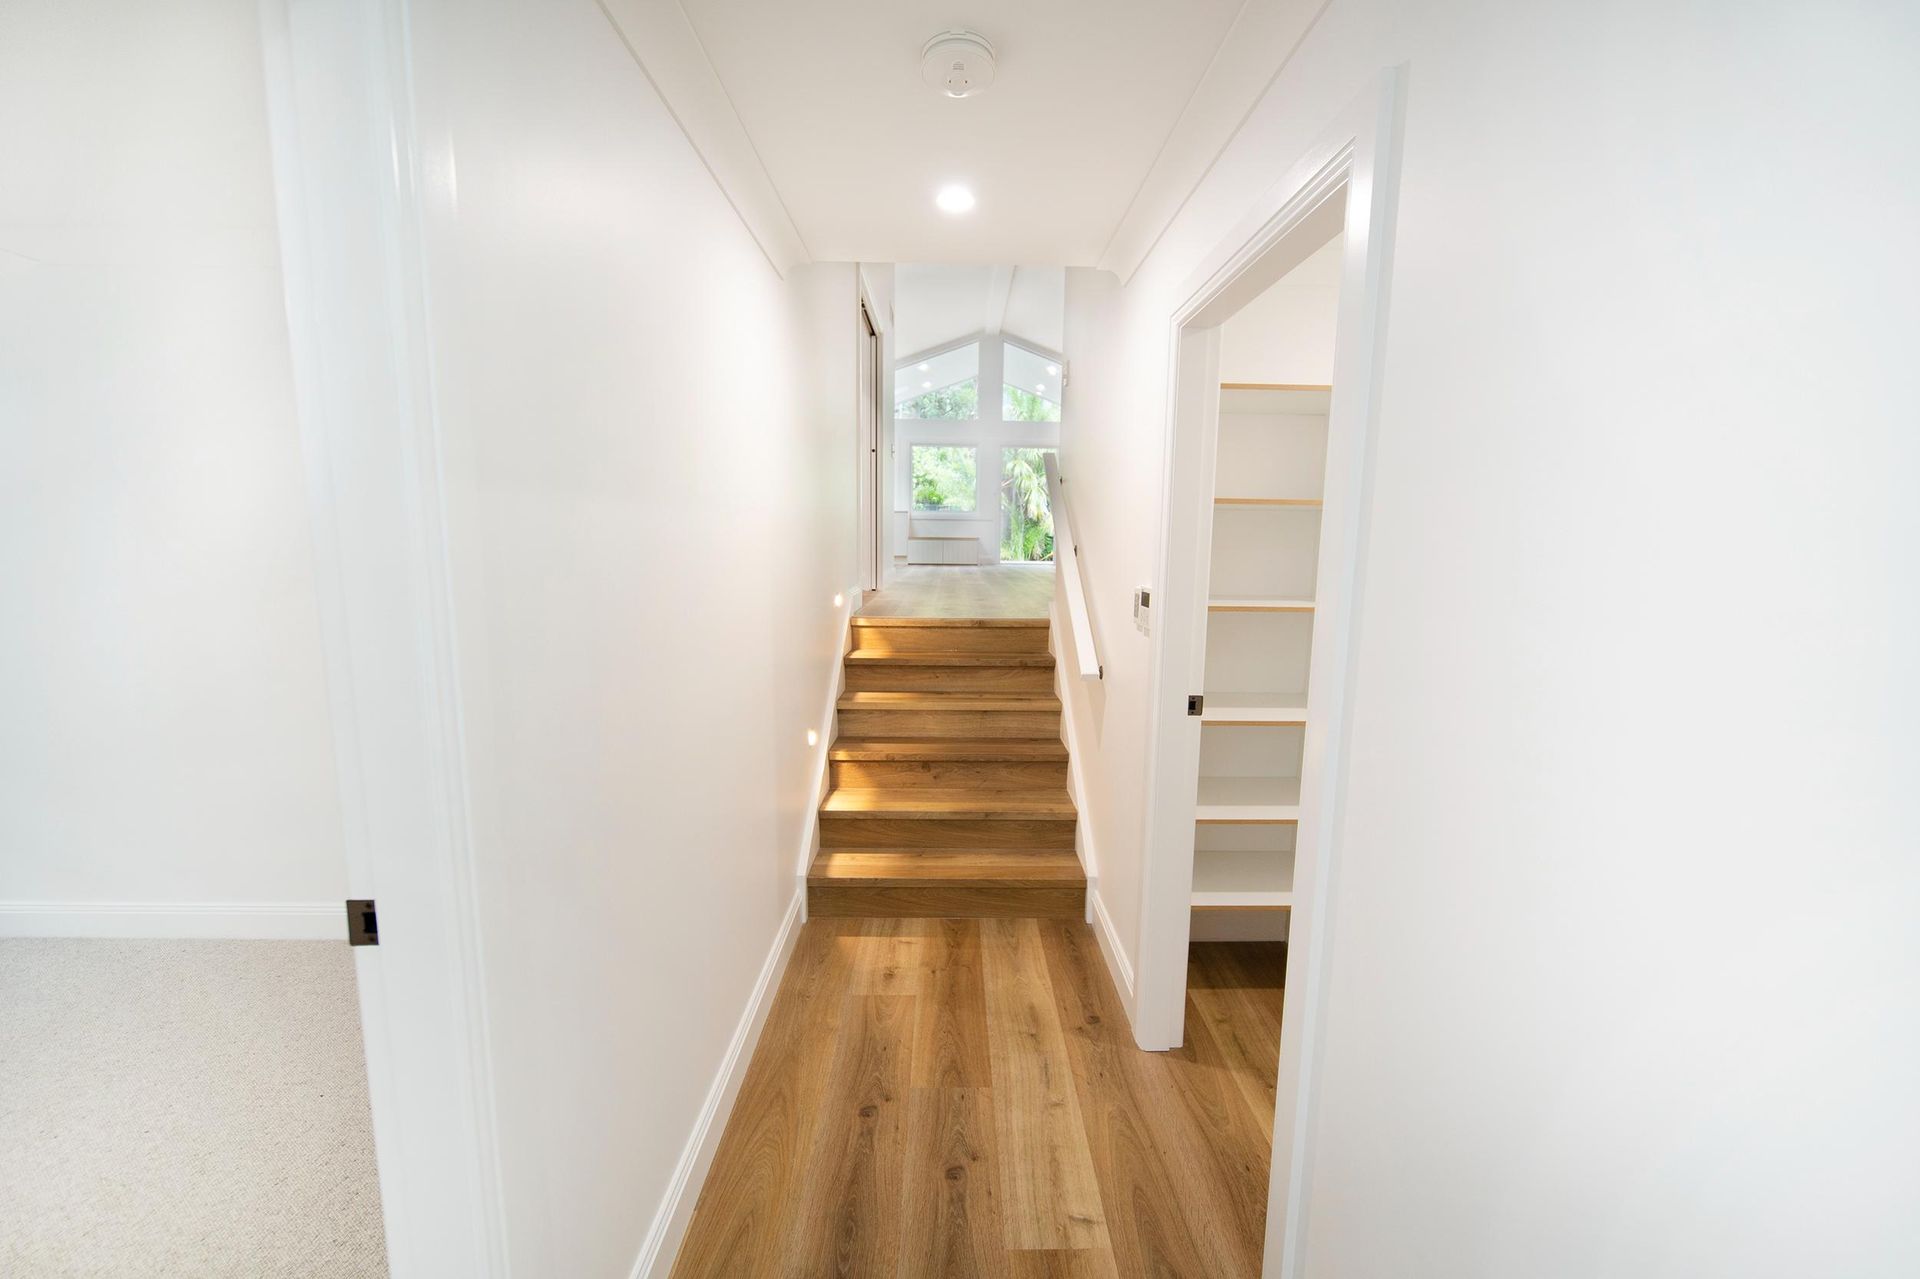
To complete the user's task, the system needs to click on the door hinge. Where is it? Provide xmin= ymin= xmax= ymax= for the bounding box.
xmin=1187 ymin=694 xmax=1205 ymax=716
xmin=346 ymin=899 xmax=379 ymax=947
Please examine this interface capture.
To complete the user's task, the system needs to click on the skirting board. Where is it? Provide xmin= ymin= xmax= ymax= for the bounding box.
xmin=0 ymin=901 xmax=346 ymax=940
xmin=629 ymin=888 xmax=804 ymax=1279
xmin=1087 ymin=884 xmax=1136 ymax=1009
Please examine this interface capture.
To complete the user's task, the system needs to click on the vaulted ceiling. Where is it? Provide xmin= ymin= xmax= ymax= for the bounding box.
xmin=599 ymin=0 xmax=1325 ymax=273
xmin=894 ymin=264 xmax=1063 ymax=359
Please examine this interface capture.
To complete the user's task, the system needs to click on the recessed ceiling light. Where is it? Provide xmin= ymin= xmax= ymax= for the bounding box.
xmin=936 ymin=184 xmax=976 ymax=215
xmin=1035 ymin=383 xmax=1046 ymax=392
xmin=923 ymin=380 xmax=933 ymax=389
xmin=1046 ymin=364 xmax=1060 ymax=376
xmin=917 ymin=362 xmax=930 ymax=371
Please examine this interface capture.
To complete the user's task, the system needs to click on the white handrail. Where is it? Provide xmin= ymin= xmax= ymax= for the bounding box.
xmin=1044 ymin=453 xmax=1101 ymax=681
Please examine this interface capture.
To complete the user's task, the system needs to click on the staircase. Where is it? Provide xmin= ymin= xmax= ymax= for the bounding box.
xmin=807 ymin=616 xmax=1086 ymax=918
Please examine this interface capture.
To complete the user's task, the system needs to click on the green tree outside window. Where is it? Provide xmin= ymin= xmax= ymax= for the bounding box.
xmin=1000 ymin=448 xmax=1055 ymax=562
xmin=913 ymin=445 xmax=977 ymax=512
xmin=1002 ymin=385 xmax=1061 ymax=423
xmin=898 ymin=381 xmax=979 ymax=420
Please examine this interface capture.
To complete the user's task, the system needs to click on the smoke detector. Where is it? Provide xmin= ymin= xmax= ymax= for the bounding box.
xmin=920 ymin=30 xmax=996 ymax=99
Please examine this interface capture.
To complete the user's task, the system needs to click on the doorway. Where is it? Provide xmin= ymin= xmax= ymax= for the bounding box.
xmin=1131 ymin=73 xmax=1404 ymax=1279
xmin=887 ymin=265 xmax=1067 ymax=570
xmin=858 ymin=298 xmax=884 ymax=593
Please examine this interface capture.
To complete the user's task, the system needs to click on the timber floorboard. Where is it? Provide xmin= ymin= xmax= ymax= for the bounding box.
xmin=670 ymin=921 xmax=1287 ymax=1279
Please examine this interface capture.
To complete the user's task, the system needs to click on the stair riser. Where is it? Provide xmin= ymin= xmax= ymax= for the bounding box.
xmin=850 ymin=626 xmax=1050 ymax=656
xmin=843 ymin=663 xmax=1055 ymax=694
xmin=837 ymin=709 xmax=1060 ymax=739
xmin=809 ymin=884 xmax=1084 ymax=919
xmin=831 ymin=759 xmax=1070 ymax=792
xmin=818 ymin=816 xmax=1077 ymax=850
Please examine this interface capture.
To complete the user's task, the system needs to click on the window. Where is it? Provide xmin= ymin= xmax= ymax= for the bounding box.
xmin=1000 ymin=448 xmax=1056 ymax=561
xmin=1002 ymin=341 xmax=1062 ymax=422
xmin=896 ymin=342 xmax=979 ymax=420
xmin=912 ymin=445 xmax=977 ymax=512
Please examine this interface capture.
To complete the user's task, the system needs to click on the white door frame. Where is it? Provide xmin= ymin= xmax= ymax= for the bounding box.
xmin=1131 ymin=68 xmax=1405 ymax=1278
xmin=856 ymin=290 xmax=884 ymax=593
xmin=258 ymin=2 xmax=509 ymax=1273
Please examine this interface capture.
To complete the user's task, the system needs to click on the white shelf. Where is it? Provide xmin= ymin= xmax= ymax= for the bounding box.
xmin=1191 ymin=846 xmax=1295 ymax=910
xmin=1201 ymin=692 xmax=1307 ymax=726
xmin=1218 ymin=386 xmax=1333 ymax=415
xmin=1213 ymin=496 xmax=1323 ymax=508
xmin=1195 ymin=775 xmax=1300 ymax=824
xmin=1207 ymin=597 xmax=1315 ymax=613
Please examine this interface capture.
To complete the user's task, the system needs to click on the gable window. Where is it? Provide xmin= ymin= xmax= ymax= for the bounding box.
xmin=911 ymin=445 xmax=977 ymax=512
xmin=896 ymin=342 xmax=979 ymax=420
xmin=1002 ymin=340 xmax=1061 ymax=422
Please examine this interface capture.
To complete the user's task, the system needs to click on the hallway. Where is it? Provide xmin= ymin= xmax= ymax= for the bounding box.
xmin=11 ymin=1 xmax=1914 ymax=1274
xmin=671 ymin=919 xmax=1286 ymax=1278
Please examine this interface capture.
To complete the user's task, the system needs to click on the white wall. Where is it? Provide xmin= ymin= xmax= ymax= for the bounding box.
xmin=0 ymin=0 xmax=343 ymax=928
xmin=1217 ymin=234 xmax=1342 ymax=386
xmin=395 ymin=1 xmax=859 ymax=1273
xmin=1063 ymin=1 xmax=1920 ymax=1273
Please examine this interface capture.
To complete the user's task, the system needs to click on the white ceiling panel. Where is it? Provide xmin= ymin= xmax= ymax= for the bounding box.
xmin=895 ymin=263 xmax=1063 ymax=358
xmin=675 ymin=0 xmax=1248 ymax=264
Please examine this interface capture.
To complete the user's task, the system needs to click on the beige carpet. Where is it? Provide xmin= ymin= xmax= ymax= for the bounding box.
xmin=0 ymin=939 xmax=387 ymax=1277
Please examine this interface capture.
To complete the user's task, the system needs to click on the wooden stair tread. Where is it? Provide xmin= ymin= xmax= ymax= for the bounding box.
xmin=808 ymin=850 xmax=1085 ymax=887
xmin=820 ymin=788 xmax=1076 ymax=819
xmin=851 ymin=616 xmax=1050 ymax=628
xmin=829 ymin=737 xmax=1066 ymax=762
xmin=816 ymin=608 xmax=1076 ymax=918
xmin=837 ymin=691 xmax=1061 ymax=712
xmin=844 ymin=651 xmax=1055 ymax=667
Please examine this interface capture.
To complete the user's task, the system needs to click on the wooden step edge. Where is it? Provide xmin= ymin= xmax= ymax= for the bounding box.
xmin=844 ymin=651 xmax=1057 ymax=667
xmin=828 ymin=738 xmax=1068 ymax=761
xmin=809 ymin=850 xmax=1086 ymax=887
xmin=820 ymin=803 xmax=1078 ymax=821
xmin=820 ymin=792 xmax=1078 ymax=818
xmin=850 ymin=616 xmax=1050 ymax=628
xmin=836 ymin=693 xmax=1063 ymax=711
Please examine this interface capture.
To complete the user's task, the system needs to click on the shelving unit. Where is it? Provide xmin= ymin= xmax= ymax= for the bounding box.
xmin=1213 ymin=496 xmax=1322 ymax=508
xmin=1187 ymin=382 xmax=1332 ymax=937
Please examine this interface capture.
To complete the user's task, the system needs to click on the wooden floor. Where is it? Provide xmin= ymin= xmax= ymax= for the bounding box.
xmin=671 ymin=919 xmax=1286 ymax=1278
xmin=859 ymin=563 xmax=1055 ymax=619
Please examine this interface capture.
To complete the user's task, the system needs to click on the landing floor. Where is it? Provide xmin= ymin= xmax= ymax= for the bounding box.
xmin=859 ymin=562 xmax=1054 ymax=619
xmin=671 ymin=919 xmax=1286 ymax=1278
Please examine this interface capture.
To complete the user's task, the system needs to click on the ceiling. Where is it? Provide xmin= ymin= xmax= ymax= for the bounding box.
xmin=665 ymin=0 xmax=1256 ymax=266
xmin=894 ymin=264 xmax=1063 ymax=358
